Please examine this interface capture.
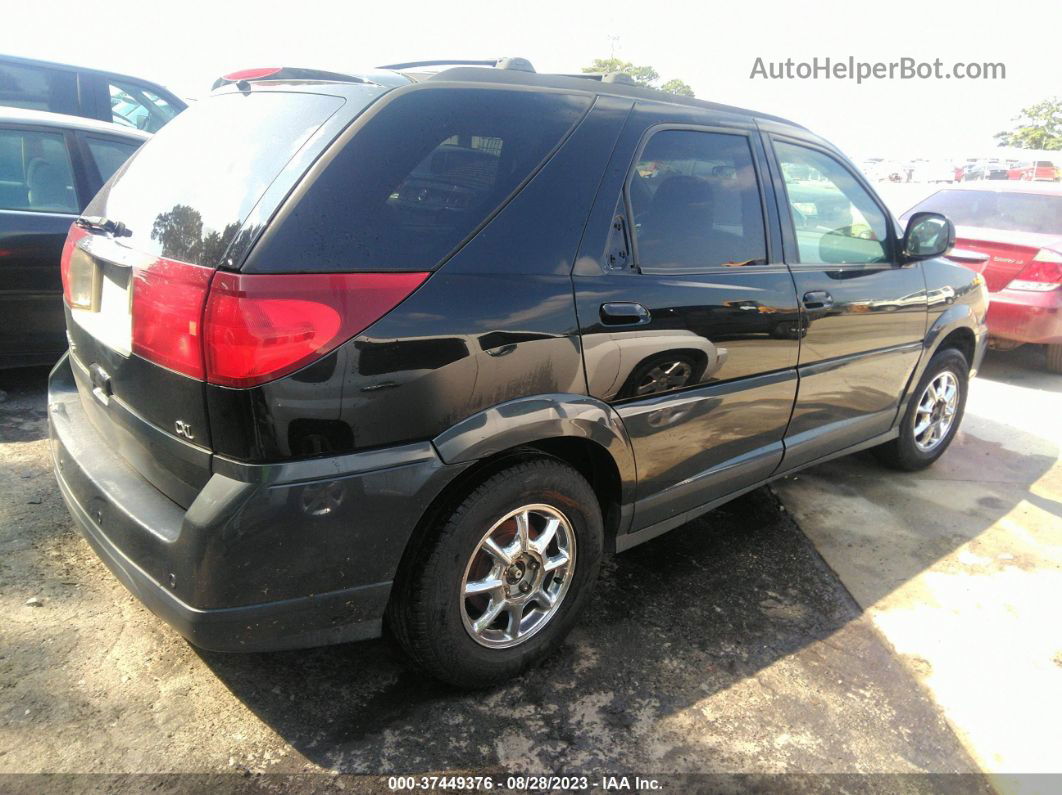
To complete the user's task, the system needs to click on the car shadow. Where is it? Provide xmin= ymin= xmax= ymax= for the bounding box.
xmin=194 ymin=486 xmax=977 ymax=775
xmin=976 ymin=345 xmax=1061 ymax=393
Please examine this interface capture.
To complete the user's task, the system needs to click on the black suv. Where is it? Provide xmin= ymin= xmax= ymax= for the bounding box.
xmin=48 ymin=60 xmax=987 ymax=687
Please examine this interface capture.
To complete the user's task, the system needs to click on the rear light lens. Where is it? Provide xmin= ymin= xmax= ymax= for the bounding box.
xmin=131 ymin=259 xmax=213 ymax=379
xmin=60 ymin=225 xmax=93 ymax=308
xmin=1009 ymin=249 xmax=1062 ymax=292
xmin=128 ymin=259 xmax=427 ymax=387
xmin=203 ymin=271 xmax=428 ymax=388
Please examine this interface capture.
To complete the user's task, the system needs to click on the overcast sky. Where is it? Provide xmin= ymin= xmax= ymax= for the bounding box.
xmin=7 ymin=0 xmax=1057 ymax=160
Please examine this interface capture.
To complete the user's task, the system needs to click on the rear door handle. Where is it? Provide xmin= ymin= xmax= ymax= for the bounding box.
xmin=802 ymin=290 xmax=834 ymax=310
xmin=600 ymin=302 xmax=651 ymax=325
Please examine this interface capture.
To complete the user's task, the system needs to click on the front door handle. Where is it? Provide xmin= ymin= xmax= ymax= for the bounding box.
xmin=600 ymin=302 xmax=651 ymax=325
xmin=802 ymin=290 xmax=834 ymax=310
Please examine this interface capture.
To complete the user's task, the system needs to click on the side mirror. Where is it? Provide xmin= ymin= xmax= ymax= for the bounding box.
xmin=901 ymin=212 xmax=955 ymax=263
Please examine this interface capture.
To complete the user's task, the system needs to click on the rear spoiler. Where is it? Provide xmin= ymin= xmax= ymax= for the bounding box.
xmin=946 ymin=248 xmax=991 ymax=266
xmin=212 ymin=67 xmax=372 ymax=90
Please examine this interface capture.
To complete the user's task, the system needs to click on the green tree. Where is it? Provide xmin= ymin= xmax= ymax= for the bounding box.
xmin=994 ymin=98 xmax=1062 ymax=150
xmin=581 ymin=58 xmax=694 ymax=97
xmin=582 ymin=58 xmax=659 ymax=86
xmin=660 ymin=78 xmax=695 ymax=97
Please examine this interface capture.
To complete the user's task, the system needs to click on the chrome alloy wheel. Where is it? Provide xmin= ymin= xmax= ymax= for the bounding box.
xmin=460 ymin=504 xmax=576 ymax=649
xmin=913 ymin=371 xmax=959 ymax=453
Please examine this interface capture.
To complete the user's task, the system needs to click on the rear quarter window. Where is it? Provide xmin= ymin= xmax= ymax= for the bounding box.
xmin=84 ymin=136 xmax=142 ymax=183
xmin=246 ymin=87 xmax=593 ymax=273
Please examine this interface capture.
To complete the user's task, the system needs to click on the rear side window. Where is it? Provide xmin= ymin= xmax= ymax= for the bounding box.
xmin=0 ymin=63 xmax=77 ymax=114
xmin=248 ymin=88 xmax=592 ymax=273
xmin=85 ymin=90 xmax=348 ymax=266
xmin=84 ymin=136 xmax=141 ymax=183
xmin=0 ymin=128 xmax=77 ymax=213
xmin=627 ymin=129 xmax=768 ymax=272
xmin=108 ymin=80 xmax=179 ymax=133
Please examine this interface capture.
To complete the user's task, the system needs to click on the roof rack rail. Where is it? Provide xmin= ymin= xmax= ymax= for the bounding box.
xmin=376 ymin=58 xmax=536 ymax=73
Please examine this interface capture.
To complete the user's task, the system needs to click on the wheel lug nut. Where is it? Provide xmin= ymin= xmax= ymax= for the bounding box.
xmin=519 ymin=582 xmax=530 ymax=593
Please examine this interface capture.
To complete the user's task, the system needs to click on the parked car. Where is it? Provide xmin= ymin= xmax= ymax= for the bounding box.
xmin=1007 ymin=160 xmax=1058 ymax=182
xmin=48 ymin=60 xmax=986 ymax=687
xmin=0 ymin=53 xmax=186 ymax=132
xmin=965 ymin=159 xmax=1009 ymax=181
xmin=0 ymin=108 xmax=147 ymax=368
xmin=902 ymin=181 xmax=1062 ymax=371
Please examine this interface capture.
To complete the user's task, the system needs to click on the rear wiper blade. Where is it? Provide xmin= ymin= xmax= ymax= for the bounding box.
xmin=75 ymin=215 xmax=131 ymax=237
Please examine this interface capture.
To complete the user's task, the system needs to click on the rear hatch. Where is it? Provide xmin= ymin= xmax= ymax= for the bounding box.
xmin=60 ymin=82 xmax=388 ymax=507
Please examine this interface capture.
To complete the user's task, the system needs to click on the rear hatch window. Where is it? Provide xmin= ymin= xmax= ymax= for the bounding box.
xmin=905 ymin=189 xmax=1062 ymax=292
xmin=84 ymin=89 xmax=352 ymax=266
xmin=906 ymin=189 xmax=1062 ymax=235
xmin=245 ymin=87 xmax=593 ymax=273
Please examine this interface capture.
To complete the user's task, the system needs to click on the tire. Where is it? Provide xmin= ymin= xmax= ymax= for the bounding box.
xmin=1045 ymin=344 xmax=1062 ymax=374
xmin=873 ymin=348 xmax=969 ymax=471
xmin=387 ymin=457 xmax=604 ymax=688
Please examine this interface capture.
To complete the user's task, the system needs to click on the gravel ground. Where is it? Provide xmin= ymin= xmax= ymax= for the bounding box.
xmin=0 ymin=365 xmax=980 ymax=789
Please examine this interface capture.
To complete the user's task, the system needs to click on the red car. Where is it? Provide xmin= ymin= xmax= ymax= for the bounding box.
xmin=1007 ymin=160 xmax=1058 ymax=182
xmin=903 ymin=182 xmax=1062 ymax=372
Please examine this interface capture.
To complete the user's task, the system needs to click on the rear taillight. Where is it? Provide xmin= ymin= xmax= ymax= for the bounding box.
xmin=60 ymin=225 xmax=92 ymax=307
xmin=1009 ymin=249 xmax=1062 ymax=292
xmin=128 ymin=261 xmax=427 ymax=387
xmin=131 ymin=258 xmax=213 ymax=378
xmin=202 ymin=271 xmax=427 ymax=387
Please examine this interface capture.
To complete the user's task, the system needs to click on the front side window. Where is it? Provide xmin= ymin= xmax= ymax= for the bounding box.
xmin=109 ymin=80 xmax=179 ymax=133
xmin=0 ymin=128 xmax=77 ymax=213
xmin=775 ymin=141 xmax=890 ymax=265
xmin=627 ymin=130 xmax=767 ymax=272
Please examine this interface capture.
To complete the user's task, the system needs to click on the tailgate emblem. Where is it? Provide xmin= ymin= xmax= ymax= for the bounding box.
xmin=174 ymin=420 xmax=195 ymax=441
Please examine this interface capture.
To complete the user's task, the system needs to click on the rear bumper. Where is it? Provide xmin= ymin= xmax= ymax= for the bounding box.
xmin=48 ymin=353 xmax=468 ymax=652
xmin=986 ymin=289 xmax=1062 ymax=346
